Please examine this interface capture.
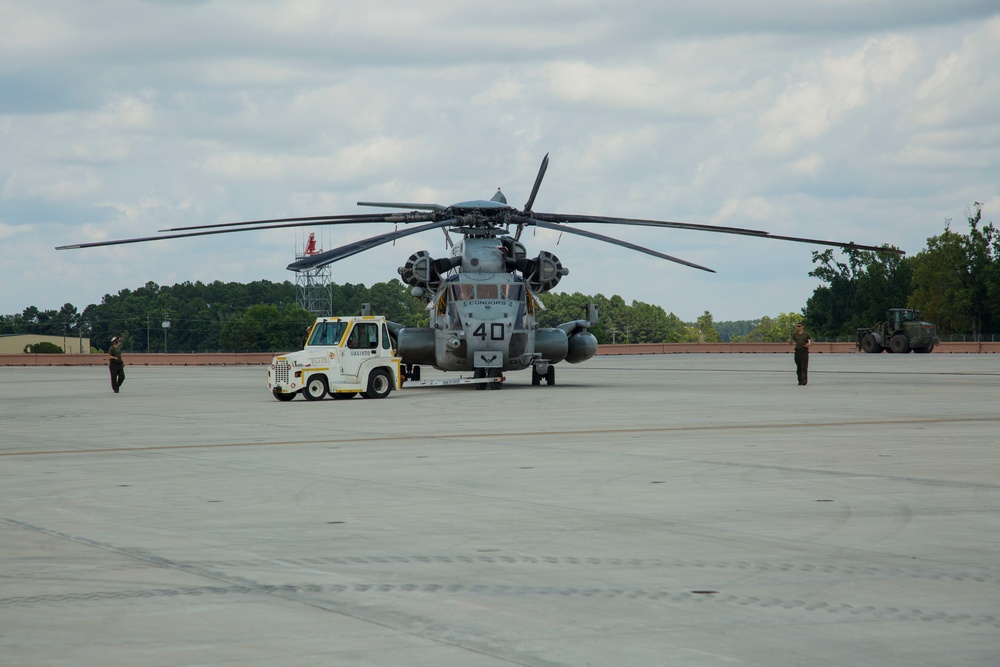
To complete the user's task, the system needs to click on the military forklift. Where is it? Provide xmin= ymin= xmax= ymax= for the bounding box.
xmin=857 ymin=308 xmax=939 ymax=354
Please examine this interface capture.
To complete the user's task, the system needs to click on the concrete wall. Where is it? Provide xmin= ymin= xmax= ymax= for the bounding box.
xmin=0 ymin=352 xmax=275 ymax=366
xmin=596 ymin=341 xmax=1000 ymax=354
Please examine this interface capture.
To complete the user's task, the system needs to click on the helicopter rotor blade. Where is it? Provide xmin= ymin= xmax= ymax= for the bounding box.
xmin=513 ymin=216 xmax=715 ymax=273
xmin=160 ymin=212 xmax=410 ymax=233
xmin=752 ymin=232 xmax=902 ymax=254
xmin=530 ymin=212 xmax=903 ymax=255
xmin=358 ymin=201 xmax=448 ymax=212
xmin=287 ymin=218 xmax=459 ymax=271
xmin=55 ymin=213 xmax=438 ymax=251
xmin=523 ymin=153 xmax=549 ymax=213
xmin=532 ymin=212 xmax=770 ymax=237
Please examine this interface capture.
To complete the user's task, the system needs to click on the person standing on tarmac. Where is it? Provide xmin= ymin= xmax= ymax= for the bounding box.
xmin=108 ymin=336 xmax=125 ymax=393
xmin=790 ymin=322 xmax=812 ymax=386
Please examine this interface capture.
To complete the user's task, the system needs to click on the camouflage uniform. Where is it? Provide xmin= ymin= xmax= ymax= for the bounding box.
xmin=108 ymin=340 xmax=125 ymax=393
xmin=791 ymin=328 xmax=811 ymax=386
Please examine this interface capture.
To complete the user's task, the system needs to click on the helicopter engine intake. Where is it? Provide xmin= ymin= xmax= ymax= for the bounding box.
xmin=516 ymin=251 xmax=568 ymax=293
xmin=398 ymin=250 xmax=439 ymax=290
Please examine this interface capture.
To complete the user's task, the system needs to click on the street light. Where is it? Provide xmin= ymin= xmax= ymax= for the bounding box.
xmin=162 ymin=317 xmax=171 ymax=353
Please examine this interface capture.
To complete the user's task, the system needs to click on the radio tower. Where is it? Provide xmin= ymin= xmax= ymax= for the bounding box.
xmin=294 ymin=233 xmax=333 ymax=316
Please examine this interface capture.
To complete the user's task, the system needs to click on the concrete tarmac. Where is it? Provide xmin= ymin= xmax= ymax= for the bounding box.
xmin=2 ymin=354 xmax=998 ymax=666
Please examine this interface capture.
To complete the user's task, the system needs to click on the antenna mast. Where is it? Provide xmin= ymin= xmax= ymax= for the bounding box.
xmin=294 ymin=232 xmax=333 ymax=316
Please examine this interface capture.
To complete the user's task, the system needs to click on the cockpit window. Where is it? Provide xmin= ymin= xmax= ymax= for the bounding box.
xmin=308 ymin=321 xmax=348 ymax=346
xmin=449 ymin=284 xmax=475 ymax=301
xmin=477 ymin=284 xmax=498 ymax=299
xmin=499 ymin=285 xmax=524 ymax=300
xmin=445 ymin=283 xmax=525 ymax=304
xmin=446 ymin=283 xmax=525 ymax=301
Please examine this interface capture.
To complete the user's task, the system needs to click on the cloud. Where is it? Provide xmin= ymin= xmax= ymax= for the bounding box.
xmin=756 ymin=35 xmax=919 ymax=154
xmin=1 ymin=2 xmax=998 ymax=323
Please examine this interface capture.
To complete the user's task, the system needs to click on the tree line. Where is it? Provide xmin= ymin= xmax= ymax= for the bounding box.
xmin=3 ymin=203 xmax=993 ymax=350
xmin=3 ymin=279 xmax=750 ymax=352
xmin=1 ymin=280 xmax=427 ymax=353
xmin=803 ymin=204 xmax=997 ymax=339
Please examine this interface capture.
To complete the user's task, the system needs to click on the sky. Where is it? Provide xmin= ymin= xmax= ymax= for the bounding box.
xmin=2 ymin=1 xmax=999 ymax=323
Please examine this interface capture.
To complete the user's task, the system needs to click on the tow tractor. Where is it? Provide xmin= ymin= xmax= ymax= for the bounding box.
xmin=267 ymin=314 xmax=501 ymax=401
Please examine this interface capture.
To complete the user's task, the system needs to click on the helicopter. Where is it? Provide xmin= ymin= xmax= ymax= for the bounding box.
xmin=57 ymin=154 xmax=902 ymax=389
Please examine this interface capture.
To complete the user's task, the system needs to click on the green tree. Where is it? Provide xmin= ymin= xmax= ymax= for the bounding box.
xmin=686 ymin=311 xmax=721 ymax=342
xmin=714 ymin=320 xmax=756 ymax=342
xmin=533 ymin=291 xmax=706 ymax=343
xmin=908 ymin=227 xmax=971 ymax=335
xmin=731 ymin=312 xmax=802 ymax=342
xmin=803 ymin=246 xmax=909 ymax=338
xmin=906 ymin=204 xmax=999 ymax=337
xmin=23 ymin=342 xmax=64 ymax=354
xmin=628 ymin=302 xmax=674 ymax=343
xmin=365 ymin=279 xmax=428 ymax=326
xmin=219 ymin=304 xmax=315 ymax=352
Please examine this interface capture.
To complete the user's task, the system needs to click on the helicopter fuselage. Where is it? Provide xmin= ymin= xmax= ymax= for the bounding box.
xmin=394 ymin=231 xmax=597 ymax=379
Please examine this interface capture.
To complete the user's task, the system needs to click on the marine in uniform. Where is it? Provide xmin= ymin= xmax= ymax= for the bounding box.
xmin=790 ymin=323 xmax=812 ymax=385
xmin=108 ymin=336 xmax=125 ymax=393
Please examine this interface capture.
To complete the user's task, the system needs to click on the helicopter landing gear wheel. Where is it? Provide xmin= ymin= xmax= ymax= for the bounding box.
xmin=474 ymin=367 xmax=488 ymax=390
xmin=488 ymin=368 xmax=503 ymax=390
xmin=532 ymin=362 xmax=553 ymax=386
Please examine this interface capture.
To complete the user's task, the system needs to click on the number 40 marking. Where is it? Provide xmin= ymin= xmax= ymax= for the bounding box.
xmin=473 ymin=323 xmax=505 ymax=340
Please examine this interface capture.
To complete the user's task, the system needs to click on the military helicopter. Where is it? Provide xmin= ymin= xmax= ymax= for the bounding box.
xmin=58 ymin=154 xmax=901 ymax=389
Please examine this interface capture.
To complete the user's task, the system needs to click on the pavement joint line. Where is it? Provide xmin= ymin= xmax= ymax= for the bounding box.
xmin=3 ymin=520 xmax=997 ymax=630
xmin=0 ymin=517 xmax=569 ymax=666
xmin=4 ymin=416 xmax=999 ymax=458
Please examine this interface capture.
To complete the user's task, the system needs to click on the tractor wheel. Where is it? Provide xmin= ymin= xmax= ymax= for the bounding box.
xmin=914 ymin=343 xmax=934 ymax=354
xmin=364 ymin=368 xmax=393 ymax=399
xmin=889 ymin=334 xmax=910 ymax=354
xmin=303 ymin=376 xmax=328 ymax=401
xmin=861 ymin=333 xmax=882 ymax=354
xmin=272 ymin=390 xmax=295 ymax=402
xmin=331 ymin=392 xmax=358 ymax=399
